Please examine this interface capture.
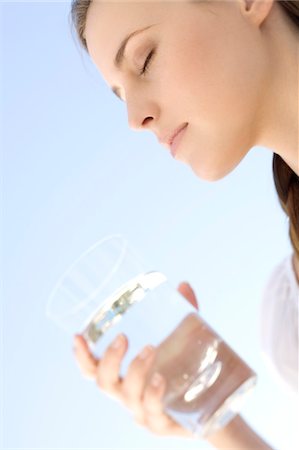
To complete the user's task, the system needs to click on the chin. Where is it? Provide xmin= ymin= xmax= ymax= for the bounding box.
xmin=189 ymin=149 xmax=251 ymax=182
xmin=179 ymin=138 xmax=253 ymax=182
xmin=190 ymin=163 xmax=234 ymax=182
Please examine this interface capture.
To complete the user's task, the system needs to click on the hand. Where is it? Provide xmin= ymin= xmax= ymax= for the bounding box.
xmin=73 ymin=282 xmax=199 ymax=438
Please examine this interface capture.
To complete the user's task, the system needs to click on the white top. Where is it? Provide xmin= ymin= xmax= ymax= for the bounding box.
xmin=259 ymin=253 xmax=299 ymax=394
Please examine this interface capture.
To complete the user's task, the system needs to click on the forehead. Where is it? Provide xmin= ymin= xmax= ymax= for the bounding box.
xmin=85 ymin=1 xmax=173 ymax=76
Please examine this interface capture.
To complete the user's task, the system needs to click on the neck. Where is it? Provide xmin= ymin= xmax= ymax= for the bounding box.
xmin=254 ymin=9 xmax=299 ymax=175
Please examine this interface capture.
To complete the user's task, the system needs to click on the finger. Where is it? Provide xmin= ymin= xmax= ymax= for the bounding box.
xmin=142 ymin=373 xmax=194 ymax=437
xmin=142 ymin=372 xmax=167 ymax=415
xmin=73 ymin=334 xmax=98 ymax=379
xmin=134 ymin=409 xmax=193 ymax=438
xmin=95 ymin=333 xmax=128 ymax=399
xmin=177 ymin=282 xmax=199 ymax=310
xmin=121 ymin=345 xmax=156 ymax=411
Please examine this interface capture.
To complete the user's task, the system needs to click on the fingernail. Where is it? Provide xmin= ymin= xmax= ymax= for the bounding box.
xmin=138 ymin=345 xmax=154 ymax=360
xmin=151 ymin=372 xmax=163 ymax=387
xmin=111 ymin=334 xmax=124 ymax=349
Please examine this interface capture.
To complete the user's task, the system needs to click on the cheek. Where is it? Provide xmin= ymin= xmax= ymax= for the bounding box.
xmin=168 ymin=22 xmax=267 ymax=128
xmin=174 ymin=40 xmax=266 ymax=180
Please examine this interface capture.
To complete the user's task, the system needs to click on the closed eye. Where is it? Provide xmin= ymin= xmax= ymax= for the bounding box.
xmin=112 ymin=49 xmax=156 ymax=102
xmin=139 ymin=49 xmax=155 ymax=76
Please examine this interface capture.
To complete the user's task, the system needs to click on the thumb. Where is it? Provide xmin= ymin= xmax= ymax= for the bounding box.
xmin=177 ymin=282 xmax=199 ymax=310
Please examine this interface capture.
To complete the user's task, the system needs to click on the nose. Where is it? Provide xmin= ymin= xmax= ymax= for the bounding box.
xmin=125 ymin=91 xmax=158 ymax=132
xmin=129 ymin=116 xmax=154 ymax=131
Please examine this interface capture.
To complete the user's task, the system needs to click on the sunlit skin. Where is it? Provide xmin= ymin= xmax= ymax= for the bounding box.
xmin=85 ymin=0 xmax=298 ymax=180
xmin=74 ymin=0 xmax=299 ymax=441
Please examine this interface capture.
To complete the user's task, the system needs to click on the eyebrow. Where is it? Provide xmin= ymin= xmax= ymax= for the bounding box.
xmin=111 ymin=24 xmax=157 ymax=102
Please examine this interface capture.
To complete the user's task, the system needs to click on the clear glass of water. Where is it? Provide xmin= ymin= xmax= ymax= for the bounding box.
xmin=46 ymin=234 xmax=257 ymax=438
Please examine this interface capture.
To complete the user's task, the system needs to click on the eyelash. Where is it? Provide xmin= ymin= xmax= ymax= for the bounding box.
xmin=139 ymin=49 xmax=155 ymax=76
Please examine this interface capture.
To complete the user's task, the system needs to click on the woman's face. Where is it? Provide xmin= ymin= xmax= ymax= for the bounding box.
xmin=85 ymin=0 xmax=273 ymax=181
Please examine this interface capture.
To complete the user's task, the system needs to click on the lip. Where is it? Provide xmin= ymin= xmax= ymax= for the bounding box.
xmin=158 ymin=123 xmax=188 ymax=155
xmin=169 ymin=124 xmax=188 ymax=157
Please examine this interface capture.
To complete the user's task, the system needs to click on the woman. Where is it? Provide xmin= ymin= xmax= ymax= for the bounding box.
xmin=71 ymin=1 xmax=299 ymax=448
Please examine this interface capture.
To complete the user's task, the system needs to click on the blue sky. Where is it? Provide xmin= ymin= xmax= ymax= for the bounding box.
xmin=2 ymin=1 xmax=298 ymax=449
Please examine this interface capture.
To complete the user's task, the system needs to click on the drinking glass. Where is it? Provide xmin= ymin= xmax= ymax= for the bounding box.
xmin=46 ymin=234 xmax=257 ymax=438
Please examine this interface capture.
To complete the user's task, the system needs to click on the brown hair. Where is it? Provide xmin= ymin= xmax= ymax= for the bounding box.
xmin=271 ymin=1 xmax=299 ymax=259
xmin=69 ymin=0 xmax=299 ymax=258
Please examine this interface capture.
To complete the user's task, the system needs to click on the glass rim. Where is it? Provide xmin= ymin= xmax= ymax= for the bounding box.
xmin=45 ymin=233 xmax=128 ymax=320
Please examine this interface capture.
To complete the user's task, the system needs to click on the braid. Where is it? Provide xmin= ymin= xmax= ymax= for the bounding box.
xmin=272 ymin=154 xmax=299 ymax=259
xmin=279 ymin=0 xmax=299 ymax=25
xmin=274 ymin=1 xmax=299 ymax=259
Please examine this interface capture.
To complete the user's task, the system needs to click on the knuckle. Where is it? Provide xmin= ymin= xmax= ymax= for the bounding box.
xmin=95 ymin=367 xmax=121 ymax=399
xmin=95 ymin=373 xmax=105 ymax=390
xmin=143 ymin=389 xmax=165 ymax=414
xmin=133 ymin=345 xmax=156 ymax=368
xmin=119 ymin=381 xmax=131 ymax=399
xmin=120 ymin=384 xmax=139 ymax=409
xmin=95 ymin=374 xmax=117 ymax=398
xmin=95 ymin=367 xmax=110 ymax=391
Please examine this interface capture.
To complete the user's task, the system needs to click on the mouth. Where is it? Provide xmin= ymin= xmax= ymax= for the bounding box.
xmin=158 ymin=122 xmax=188 ymax=149
xmin=169 ymin=124 xmax=188 ymax=157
